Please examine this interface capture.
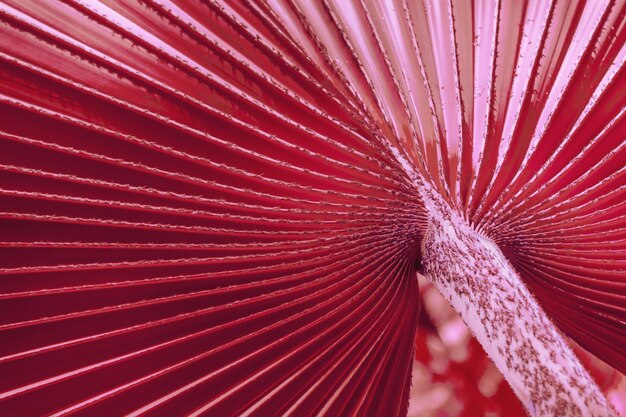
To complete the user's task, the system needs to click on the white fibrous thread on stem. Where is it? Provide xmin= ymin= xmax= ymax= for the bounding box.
xmin=420 ymin=191 xmax=617 ymax=417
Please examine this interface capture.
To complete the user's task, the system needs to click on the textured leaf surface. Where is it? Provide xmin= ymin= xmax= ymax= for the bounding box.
xmin=0 ymin=0 xmax=624 ymax=416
